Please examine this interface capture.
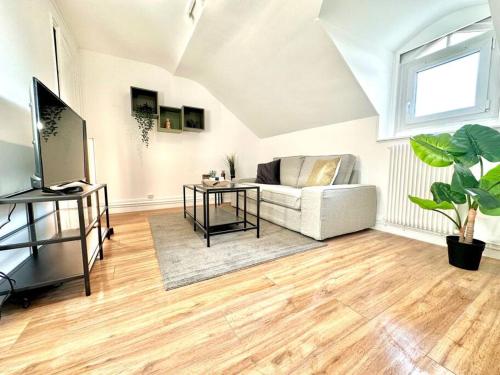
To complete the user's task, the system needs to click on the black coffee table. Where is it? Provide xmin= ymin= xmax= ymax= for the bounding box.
xmin=183 ymin=183 xmax=260 ymax=247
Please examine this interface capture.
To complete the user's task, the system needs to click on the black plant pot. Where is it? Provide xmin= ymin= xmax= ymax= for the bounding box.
xmin=446 ymin=235 xmax=485 ymax=271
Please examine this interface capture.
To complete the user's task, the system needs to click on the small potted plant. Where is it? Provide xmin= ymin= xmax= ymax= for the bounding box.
xmin=408 ymin=124 xmax=500 ymax=270
xmin=226 ymin=154 xmax=236 ymax=180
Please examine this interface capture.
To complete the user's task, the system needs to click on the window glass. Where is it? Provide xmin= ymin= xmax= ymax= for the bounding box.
xmin=414 ymin=52 xmax=480 ymax=117
xmin=449 ymin=31 xmax=483 ymax=46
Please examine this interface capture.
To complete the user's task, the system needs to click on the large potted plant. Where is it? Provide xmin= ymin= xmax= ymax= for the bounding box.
xmin=408 ymin=124 xmax=500 ymax=270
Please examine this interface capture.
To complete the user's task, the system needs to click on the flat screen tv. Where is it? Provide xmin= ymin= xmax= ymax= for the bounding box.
xmin=30 ymin=78 xmax=87 ymax=189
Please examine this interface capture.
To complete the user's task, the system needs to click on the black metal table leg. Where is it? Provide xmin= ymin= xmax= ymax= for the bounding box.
xmin=203 ymin=192 xmax=207 ymax=239
xmin=104 ymin=185 xmax=112 ymax=239
xmin=95 ymin=191 xmax=104 ymax=260
xmin=183 ymin=185 xmax=186 ymax=218
xmin=256 ymin=187 xmax=260 ymax=238
xmin=193 ymin=187 xmax=197 ymax=232
xmin=244 ymin=190 xmax=247 ymax=229
xmin=236 ymin=191 xmax=239 ymax=217
xmin=77 ymin=199 xmax=91 ymax=296
xmin=55 ymin=201 xmax=62 ymax=234
xmin=206 ymin=191 xmax=210 ymax=247
xmin=26 ymin=202 xmax=38 ymax=256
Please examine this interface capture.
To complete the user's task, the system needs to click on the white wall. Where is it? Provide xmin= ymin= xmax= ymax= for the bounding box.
xmin=319 ymin=20 xmax=394 ymax=128
xmin=0 ymin=0 xmax=81 ymax=273
xmin=80 ymin=50 xmax=260 ymax=212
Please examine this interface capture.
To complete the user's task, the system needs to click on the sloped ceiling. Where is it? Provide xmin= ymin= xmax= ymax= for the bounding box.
xmin=55 ymin=0 xmax=497 ymax=138
xmin=319 ymin=0 xmax=488 ymax=52
xmin=175 ymin=0 xmax=376 ymax=137
xmin=317 ymin=0 xmax=490 ymax=127
xmin=55 ymin=0 xmax=376 ymax=138
xmin=54 ymin=0 xmax=196 ymax=72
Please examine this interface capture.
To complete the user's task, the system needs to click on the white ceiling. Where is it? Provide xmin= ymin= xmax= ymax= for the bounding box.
xmin=175 ymin=0 xmax=376 ymax=137
xmin=54 ymin=0 xmax=195 ymax=72
xmin=319 ymin=0 xmax=489 ymax=52
xmin=55 ymin=0 xmax=496 ymax=138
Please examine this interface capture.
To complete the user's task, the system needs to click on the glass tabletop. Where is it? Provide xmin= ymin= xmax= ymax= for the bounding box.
xmin=185 ymin=182 xmax=258 ymax=192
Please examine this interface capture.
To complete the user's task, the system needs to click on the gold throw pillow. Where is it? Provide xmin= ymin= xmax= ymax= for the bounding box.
xmin=304 ymin=158 xmax=341 ymax=187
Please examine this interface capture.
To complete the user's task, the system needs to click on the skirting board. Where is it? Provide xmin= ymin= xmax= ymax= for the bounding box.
xmin=375 ymin=220 xmax=500 ymax=260
xmin=109 ymin=194 xmax=233 ymax=213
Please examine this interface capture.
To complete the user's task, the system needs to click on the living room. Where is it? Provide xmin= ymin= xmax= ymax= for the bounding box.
xmin=0 ymin=0 xmax=499 ymax=374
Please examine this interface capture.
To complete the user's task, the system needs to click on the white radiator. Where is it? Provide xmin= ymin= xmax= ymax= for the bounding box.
xmin=386 ymin=144 xmax=455 ymax=235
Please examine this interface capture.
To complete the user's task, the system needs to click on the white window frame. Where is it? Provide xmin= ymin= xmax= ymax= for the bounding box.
xmin=395 ymin=31 xmax=496 ymax=134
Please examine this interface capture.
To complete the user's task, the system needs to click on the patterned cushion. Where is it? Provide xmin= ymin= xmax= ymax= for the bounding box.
xmin=304 ymin=158 xmax=341 ymax=187
xmin=297 ymin=154 xmax=355 ymax=187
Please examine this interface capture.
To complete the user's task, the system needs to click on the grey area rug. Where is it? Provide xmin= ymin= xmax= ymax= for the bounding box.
xmin=148 ymin=208 xmax=325 ymax=290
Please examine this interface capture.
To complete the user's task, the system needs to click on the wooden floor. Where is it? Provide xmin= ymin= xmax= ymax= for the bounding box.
xmin=1 ymin=207 xmax=499 ymax=374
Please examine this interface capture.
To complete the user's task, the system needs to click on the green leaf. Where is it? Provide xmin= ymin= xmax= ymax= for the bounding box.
xmin=478 ymin=166 xmax=500 ymax=215
xmin=465 ymin=188 xmax=500 ymax=209
xmin=430 ymin=182 xmax=466 ymax=204
xmin=451 ymin=164 xmax=479 ymax=194
xmin=410 ymin=134 xmax=454 ymax=167
xmin=479 ymin=165 xmax=500 ymax=191
xmin=449 ymin=124 xmax=500 ymax=166
xmin=408 ymin=196 xmax=454 ymax=210
xmin=479 ymin=206 xmax=500 ymax=216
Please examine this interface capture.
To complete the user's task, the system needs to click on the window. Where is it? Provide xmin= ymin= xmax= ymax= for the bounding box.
xmin=395 ymin=18 xmax=497 ymax=133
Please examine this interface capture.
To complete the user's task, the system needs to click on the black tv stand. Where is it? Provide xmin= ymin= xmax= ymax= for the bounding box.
xmin=0 ymin=184 xmax=113 ymax=300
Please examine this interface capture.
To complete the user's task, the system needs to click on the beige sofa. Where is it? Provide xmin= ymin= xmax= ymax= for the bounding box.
xmin=232 ymin=155 xmax=377 ymax=240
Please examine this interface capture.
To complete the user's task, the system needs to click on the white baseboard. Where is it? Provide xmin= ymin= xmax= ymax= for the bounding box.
xmin=374 ymin=220 xmax=500 ymax=260
xmin=109 ymin=195 xmax=228 ymax=214
xmin=109 ymin=196 xmax=184 ymax=213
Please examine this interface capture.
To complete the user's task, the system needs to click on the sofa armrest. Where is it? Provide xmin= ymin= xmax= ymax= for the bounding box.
xmin=237 ymin=177 xmax=256 ymax=183
xmin=300 ymin=184 xmax=377 ymax=240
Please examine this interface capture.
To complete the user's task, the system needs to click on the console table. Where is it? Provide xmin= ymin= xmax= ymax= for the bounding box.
xmin=0 ymin=184 xmax=113 ymax=298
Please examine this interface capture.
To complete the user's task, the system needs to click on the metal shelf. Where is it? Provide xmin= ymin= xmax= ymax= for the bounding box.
xmin=0 ymin=206 xmax=107 ymax=251
xmin=0 ymin=229 xmax=102 ymax=296
xmin=0 ymin=184 xmax=112 ymax=297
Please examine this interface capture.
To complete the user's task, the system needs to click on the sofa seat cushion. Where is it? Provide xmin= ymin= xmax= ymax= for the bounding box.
xmin=243 ymin=183 xmax=302 ymax=210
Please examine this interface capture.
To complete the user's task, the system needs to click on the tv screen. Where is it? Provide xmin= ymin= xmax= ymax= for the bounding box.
xmin=31 ymin=78 xmax=87 ymax=188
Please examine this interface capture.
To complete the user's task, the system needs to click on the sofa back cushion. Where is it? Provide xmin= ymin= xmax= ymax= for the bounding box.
xmin=297 ymin=154 xmax=356 ymax=187
xmin=303 ymin=157 xmax=341 ymax=187
xmin=273 ymin=156 xmax=305 ymax=187
xmin=255 ymin=159 xmax=281 ymax=184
